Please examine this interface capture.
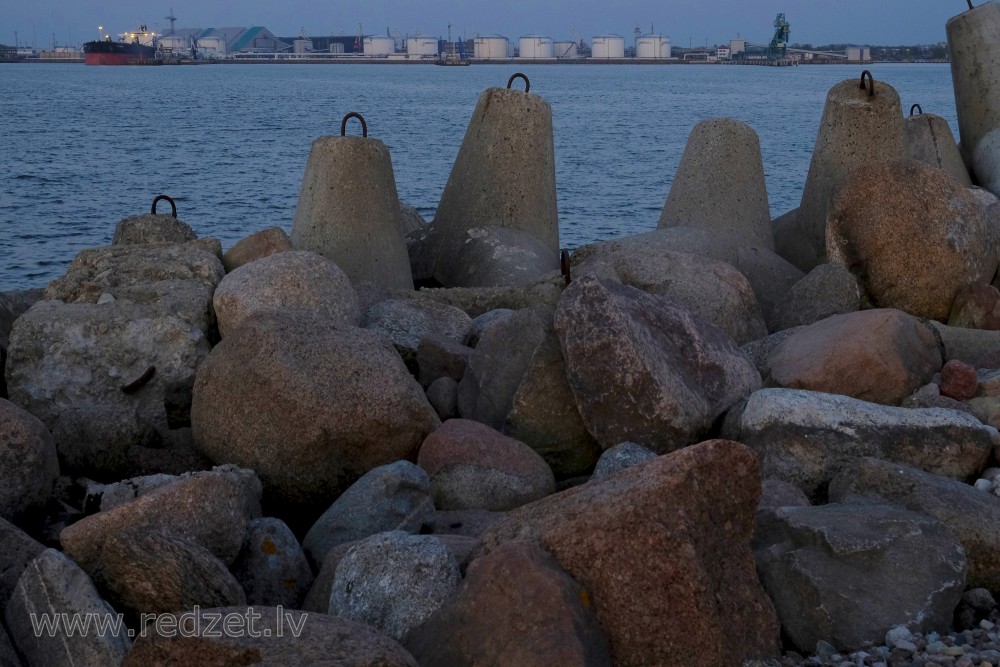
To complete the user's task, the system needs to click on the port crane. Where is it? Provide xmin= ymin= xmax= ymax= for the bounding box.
xmin=769 ymin=13 xmax=790 ymax=57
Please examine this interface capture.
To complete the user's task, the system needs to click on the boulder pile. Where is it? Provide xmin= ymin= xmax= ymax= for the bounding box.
xmin=8 ymin=40 xmax=1000 ymax=666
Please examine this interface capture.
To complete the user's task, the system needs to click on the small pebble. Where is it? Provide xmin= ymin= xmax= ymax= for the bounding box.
xmin=981 ymin=619 xmax=996 ymax=631
xmin=888 ymin=625 xmax=915 ymax=648
xmin=974 ymin=479 xmax=994 ymax=492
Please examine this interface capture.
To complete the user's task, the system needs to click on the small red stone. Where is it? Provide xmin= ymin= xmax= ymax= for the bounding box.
xmin=939 ymin=359 xmax=979 ymax=401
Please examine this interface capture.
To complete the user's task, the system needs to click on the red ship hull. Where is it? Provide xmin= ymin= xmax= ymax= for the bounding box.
xmin=84 ymin=52 xmax=133 ymax=65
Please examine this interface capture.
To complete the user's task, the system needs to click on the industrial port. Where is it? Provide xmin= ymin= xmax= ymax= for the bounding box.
xmin=1 ymin=12 xmax=885 ymax=66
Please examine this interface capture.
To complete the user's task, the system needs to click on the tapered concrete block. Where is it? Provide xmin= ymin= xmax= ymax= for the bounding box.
xmin=790 ymin=75 xmax=905 ymax=272
xmin=949 ymin=2 xmax=1000 ymax=172
xmin=905 ymin=111 xmax=973 ymax=187
xmin=291 ymin=134 xmax=413 ymax=290
xmin=430 ymin=85 xmax=559 ymax=287
xmin=658 ymin=118 xmax=773 ymax=250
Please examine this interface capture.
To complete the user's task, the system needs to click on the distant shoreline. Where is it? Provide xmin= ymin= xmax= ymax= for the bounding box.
xmin=3 ymin=58 xmax=947 ymax=66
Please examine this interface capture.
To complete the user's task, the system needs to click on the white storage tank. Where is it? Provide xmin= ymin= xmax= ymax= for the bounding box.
xmin=198 ymin=36 xmax=227 ymax=57
xmin=293 ymin=38 xmax=313 ymax=54
xmin=591 ymin=35 xmax=625 ymax=59
xmin=363 ymin=36 xmax=395 ymax=55
xmin=518 ymin=35 xmax=553 ymax=59
xmin=407 ymin=36 xmax=439 ymax=57
xmin=474 ymin=35 xmax=509 ymax=59
xmin=554 ymin=41 xmax=578 ymax=58
xmin=636 ymin=35 xmax=670 ymax=59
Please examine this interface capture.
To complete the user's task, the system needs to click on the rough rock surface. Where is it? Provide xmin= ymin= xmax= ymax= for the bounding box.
xmin=0 ymin=399 xmax=59 ymax=522
xmin=431 ymin=226 xmax=560 ymax=289
xmin=941 ymin=359 xmax=980 ymax=400
xmin=329 ymin=531 xmax=461 ymax=641
xmin=230 ymin=517 xmax=315 ymax=609
xmin=416 ymin=333 xmax=471 ymax=388
xmin=417 ymin=419 xmax=556 ymax=511
xmin=766 ymin=309 xmax=942 ymax=405
xmin=726 ymin=388 xmax=996 ymax=499
xmin=758 ymin=478 xmax=811 ymax=511
xmin=0 ymin=518 xmax=45 ymax=610
xmin=406 ymin=540 xmax=612 ymax=666
xmin=774 ymin=263 xmax=860 ymax=331
xmin=212 ymin=250 xmax=360 ymax=338
xmin=827 ymin=159 xmax=998 ymax=321
xmin=478 ymin=440 xmax=781 ymax=667
xmin=123 ymin=607 xmax=418 ymax=667
xmin=221 ymin=226 xmax=293 ymax=273
xmin=362 ymin=298 xmax=471 ymax=368
xmin=302 ymin=461 xmax=435 ymax=567
xmin=591 ymin=441 xmax=658 ymax=480
xmin=930 ymin=320 xmax=1000 ymax=367
xmin=830 ymin=457 xmax=1000 ymax=591
xmin=554 ymin=275 xmax=761 ymax=453
xmin=191 ymin=311 xmax=439 ymax=513
xmin=60 ymin=466 xmax=262 ymax=571
xmin=4 ymin=549 xmax=130 ymax=667
xmin=949 ymin=281 xmax=1000 ymax=330
xmin=754 ymin=503 xmax=966 ymax=653
xmin=426 ymin=377 xmax=458 ymax=421
xmin=111 ymin=213 xmax=197 ymax=246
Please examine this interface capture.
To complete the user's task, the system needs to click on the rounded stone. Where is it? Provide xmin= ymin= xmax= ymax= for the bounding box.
xmin=0 ymin=398 xmax=59 ymax=522
xmin=592 ymin=442 xmax=658 ymax=480
xmin=941 ymin=359 xmax=980 ymax=401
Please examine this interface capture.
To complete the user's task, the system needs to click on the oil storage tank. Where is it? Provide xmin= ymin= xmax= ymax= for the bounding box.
xmin=518 ymin=35 xmax=554 ymax=58
xmin=591 ymin=35 xmax=625 ymax=59
xmin=554 ymin=41 xmax=579 ymax=58
xmin=474 ymin=35 xmax=510 ymax=59
xmin=636 ymin=34 xmax=671 ymax=59
xmin=363 ymin=36 xmax=395 ymax=55
xmin=407 ymin=36 xmax=438 ymax=58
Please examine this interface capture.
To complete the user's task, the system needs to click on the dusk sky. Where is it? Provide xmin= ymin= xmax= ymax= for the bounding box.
xmin=5 ymin=1 xmax=964 ymax=49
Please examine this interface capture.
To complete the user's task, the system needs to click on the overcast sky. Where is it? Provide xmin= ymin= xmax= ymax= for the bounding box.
xmin=5 ymin=1 xmax=963 ymax=48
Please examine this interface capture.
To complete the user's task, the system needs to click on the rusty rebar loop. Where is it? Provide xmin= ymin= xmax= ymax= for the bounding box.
xmin=560 ymin=249 xmax=571 ymax=286
xmin=150 ymin=194 xmax=177 ymax=218
xmin=859 ymin=70 xmax=875 ymax=97
xmin=969 ymin=0 xmax=976 ymax=10
xmin=910 ymin=104 xmax=923 ymax=116
xmin=507 ymin=73 xmax=530 ymax=93
xmin=341 ymin=112 xmax=368 ymax=138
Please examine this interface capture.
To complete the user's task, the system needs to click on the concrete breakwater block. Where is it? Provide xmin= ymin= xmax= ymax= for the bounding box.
xmin=658 ymin=117 xmax=773 ymax=250
xmin=429 ymin=79 xmax=559 ymax=287
xmin=779 ymin=73 xmax=905 ymax=272
xmin=905 ymin=109 xmax=973 ymax=186
xmin=948 ymin=2 xmax=1000 ymax=177
xmin=291 ymin=115 xmax=413 ymax=290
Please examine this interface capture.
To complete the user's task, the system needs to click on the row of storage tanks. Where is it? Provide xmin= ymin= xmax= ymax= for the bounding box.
xmin=359 ymin=34 xmax=670 ymax=59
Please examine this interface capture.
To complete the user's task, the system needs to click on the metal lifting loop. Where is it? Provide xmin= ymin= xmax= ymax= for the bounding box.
xmin=150 ymin=194 xmax=177 ymax=218
xmin=910 ymin=104 xmax=923 ymax=116
xmin=859 ymin=70 xmax=875 ymax=97
xmin=560 ymin=249 xmax=571 ymax=286
xmin=507 ymin=73 xmax=530 ymax=93
xmin=341 ymin=112 xmax=368 ymax=138
xmin=969 ymin=0 xmax=976 ymax=10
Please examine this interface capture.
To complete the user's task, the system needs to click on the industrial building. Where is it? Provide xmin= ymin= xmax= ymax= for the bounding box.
xmin=158 ymin=26 xmax=289 ymax=58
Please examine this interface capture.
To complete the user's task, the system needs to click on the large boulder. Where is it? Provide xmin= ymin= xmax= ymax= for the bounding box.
xmin=431 ymin=226 xmax=560 ymax=289
xmin=221 ymin=226 xmax=293 ymax=272
xmin=417 ymin=419 xmax=555 ymax=511
xmin=458 ymin=308 xmax=601 ymax=477
xmin=754 ymin=503 xmax=966 ymax=654
xmin=0 ymin=399 xmax=59 ymax=522
xmin=774 ymin=262 xmax=860 ymax=331
xmin=191 ymin=311 xmax=440 ymax=515
xmin=123 ymin=607 xmax=418 ymax=666
xmin=0 ymin=518 xmax=45 ymax=610
xmin=4 ymin=549 xmax=130 ymax=667
xmin=406 ymin=540 xmax=611 ymax=666
xmin=478 ymin=440 xmax=781 ymax=667
xmin=830 ymin=457 xmax=1000 ymax=592
xmin=725 ymin=388 xmax=996 ymax=499
xmin=362 ymin=298 xmax=472 ymax=370
xmin=329 ymin=531 xmax=461 ymax=641
xmin=554 ymin=275 xmax=761 ymax=453
xmin=112 ymin=213 xmax=198 ymax=246
xmin=569 ymin=226 xmax=804 ymax=332
xmin=212 ymin=250 xmax=360 ymax=338
xmin=766 ymin=309 xmax=942 ymax=405
xmin=302 ymin=461 xmax=435 ymax=567
xmin=60 ymin=466 xmax=262 ymax=571
xmin=230 ymin=517 xmax=315 ymax=609
xmin=827 ymin=159 xmax=999 ymax=321
xmin=573 ymin=247 xmax=766 ymax=344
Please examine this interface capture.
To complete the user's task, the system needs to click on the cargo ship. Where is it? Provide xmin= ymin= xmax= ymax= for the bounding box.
xmin=83 ymin=25 xmax=159 ymax=65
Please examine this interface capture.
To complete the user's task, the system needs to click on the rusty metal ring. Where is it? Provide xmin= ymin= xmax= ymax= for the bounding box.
xmin=859 ymin=70 xmax=874 ymax=97
xmin=121 ymin=365 xmax=156 ymax=394
xmin=910 ymin=104 xmax=923 ymax=116
xmin=507 ymin=73 xmax=530 ymax=93
xmin=969 ymin=0 xmax=975 ymax=10
xmin=560 ymin=249 xmax=571 ymax=286
xmin=341 ymin=112 xmax=368 ymax=138
xmin=151 ymin=194 xmax=177 ymax=218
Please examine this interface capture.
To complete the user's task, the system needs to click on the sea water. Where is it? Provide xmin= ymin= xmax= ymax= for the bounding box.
xmin=0 ymin=62 xmax=958 ymax=290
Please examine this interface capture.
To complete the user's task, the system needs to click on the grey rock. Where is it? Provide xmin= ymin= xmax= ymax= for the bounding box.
xmin=754 ymin=503 xmax=966 ymax=654
xmin=229 ymin=517 xmax=314 ymax=609
xmin=0 ymin=399 xmax=59 ymax=522
xmin=85 ymin=472 xmax=179 ymax=512
xmin=362 ymin=298 xmax=472 ymax=369
xmin=885 ymin=625 xmax=914 ymax=648
xmin=775 ymin=263 xmax=860 ymax=331
xmin=465 ymin=308 xmax=515 ymax=347
xmin=740 ymin=327 xmax=806 ymax=377
xmin=830 ymin=457 xmax=1000 ymax=591
xmin=399 ymin=204 xmax=427 ymax=236
xmin=409 ymin=271 xmax=566 ymax=318
xmin=416 ymin=333 xmax=472 ymax=387
xmin=112 ymin=213 xmax=198 ymax=245
xmin=212 ymin=250 xmax=360 ymax=338
xmin=430 ymin=509 xmax=505 ymax=538
xmin=964 ymin=587 xmax=997 ymax=612
xmin=0 ymin=518 xmax=44 ymax=611
xmin=758 ymin=478 xmax=811 ymax=511
xmin=221 ymin=226 xmax=293 ymax=273
xmin=432 ymin=226 xmax=560 ymax=289
xmin=555 ymin=275 xmax=761 ymax=453
xmin=329 ymin=531 xmax=461 ymax=641
xmin=725 ymin=388 xmax=996 ymax=499
xmin=928 ymin=320 xmax=1000 ymax=367
xmin=302 ymin=461 xmax=435 ymax=567
xmin=591 ymin=442 xmax=657 ymax=480
xmin=4 ymin=549 xmax=130 ymax=667
xmin=901 ymin=383 xmax=976 ymax=415
xmin=426 ymin=377 xmax=459 ymax=421
xmin=0 ymin=623 xmax=19 ymax=667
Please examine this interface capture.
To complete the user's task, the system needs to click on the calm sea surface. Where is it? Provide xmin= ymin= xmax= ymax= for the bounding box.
xmin=0 ymin=62 xmax=958 ymax=290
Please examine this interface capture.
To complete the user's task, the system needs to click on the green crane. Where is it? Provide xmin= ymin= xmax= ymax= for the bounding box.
xmin=769 ymin=13 xmax=790 ymax=58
